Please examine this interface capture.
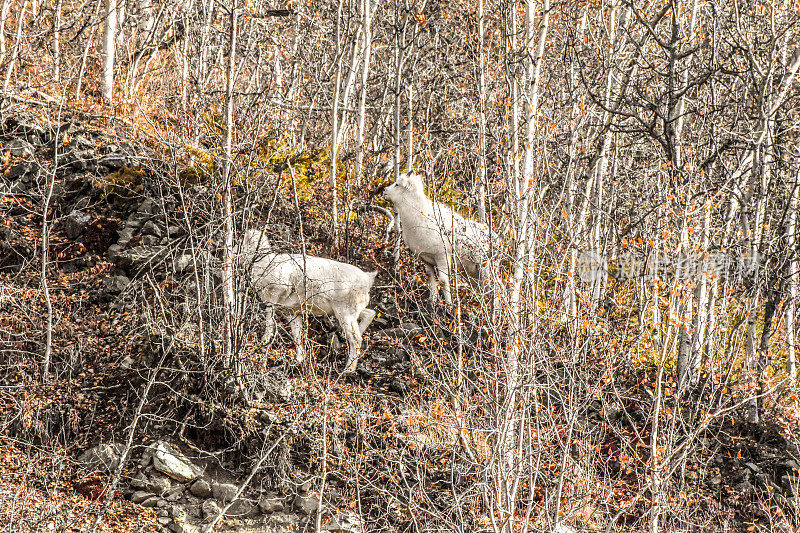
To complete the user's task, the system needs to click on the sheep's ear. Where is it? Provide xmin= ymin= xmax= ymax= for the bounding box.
xmin=408 ymin=174 xmax=425 ymax=194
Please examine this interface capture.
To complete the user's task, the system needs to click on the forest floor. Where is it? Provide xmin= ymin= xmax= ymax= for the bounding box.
xmin=2 ymin=103 xmax=800 ymax=532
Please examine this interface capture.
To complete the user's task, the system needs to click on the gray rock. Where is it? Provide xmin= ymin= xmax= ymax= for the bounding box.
xmin=165 ymin=488 xmax=184 ymax=502
xmin=784 ymin=459 xmax=800 ymax=471
xmin=169 ymin=522 xmax=201 ymax=533
xmin=7 ymin=161 xmax=33 ymax=180
xmin=64 ymin=149 xmax=97 ymax=171
xmin=293 ymin=493 xmax=320 ymax=515
xmin=325 ymin=512 xmax=362 ymax=533
xmin=225 ymin=499 xmax=255 ymax=517
xmin=131 ymin=491 xmax=155 ymax=504
xmin=258 ymin=495 xmax=284 ymax=514
xmin=130 ymin=472 xmax=148 ymax=490
xmin=211 ymin=481 xmax=238 ymax=503
xmin=8 ymin=179 xmax=29 ymax=194
xmin=139 ymin=496 xmax=159 ymax=508
xmin=147 ymin=474 xmax=172 ymax=496
xmin=78 ymin=443 xmax=123 ymax=473
xmin=141 ymin=220 xmax=163 ymax=238
xmin=137 ymin=198 xmax=156 ymax=214
xmin=125 ymin=211 xmax=150 ymax=230
xmin=189 ymin=479 xmax=212 ymax=498
xmin=265 ymin=513 xmax=301 ymax=533
xmin=99 ymin=153 xmax=129 ymax=170
xmin=174 ymin=254 xmax=193 ymax=274
xmin=66 ymin=134 xmax=93 ymax=149
xmin=141 ymin=234 xmax=160 ymax=246
xmin=116 ymin=227 xmax=137 ymax=247
xmin=745 ymin=462 xmax=762 ymax=474
xmin=202 ymin=498 xmax=221 ymax=519
xmin=167 ymin=225 xmax=185 ymax=237
xmin=61 ymin=210 xmax=91 ymax=240
xmin=707 ymin=475 xmax=722 ymax=487
xmin=157 ymin=516 xmax=172 ymax=526
xmin=104 ymin=275 xmax=130 ymax=294
xmin=150 ymin=441 xmax=203 ymax=482
xmin=782 ymin=475 xmax=800 ymax=495
xmin=5 ymin=138 xmax=34 ymax=158
xmin=170 ymin=505 xmax=187 ymax=520
xmin=5 ymin=118 xmax=47 ymax=145
xmin=114 ymin=245 xmax=168 ymax=272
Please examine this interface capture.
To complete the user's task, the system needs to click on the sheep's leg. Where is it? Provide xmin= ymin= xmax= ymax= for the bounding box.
xmin=341 ymin=316 xmax=362 ymax=374
xmin=287 ymin=312 xmax=306 ymax=363
xmin=424 ymin=263 xmax=439 ymax=304
xmin=357 ymin=308 xmax=376 ymax=334
xmin=435 ymin=261 xmax=453 ymax=305
xmin=261 ymin=306 xmax=276 ymax=345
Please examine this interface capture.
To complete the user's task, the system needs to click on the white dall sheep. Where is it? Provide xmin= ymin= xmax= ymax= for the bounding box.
xmin=383 ymin=173 xmax=493 ymax=305
xmin=237 ymin=229 xmax=377 ymax=373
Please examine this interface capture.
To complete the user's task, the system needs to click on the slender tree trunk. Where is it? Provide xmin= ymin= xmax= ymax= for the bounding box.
xmin=115 ymin=0 xmax=125 ymax=43
xmin=406 ymin=84 xmax=413 ymax=169
xmin=561 ymin=5 xmax=588 ymax=326
xmin=475 ymin=0 xmax=487 ymax=223
xmin=676 ymin=213 xmax=693 ymax=394
xmin=76 ymin=0 xmax=102 ymax=99
xmin=41 ymin=169 xmax=54 ymax=382
xmin=222 ymin=4 xmax=238 ymax=369
xmin=501 ymin=2 xmax=548 ymax=532
xmin=392 ymin=3 xmax=403 ymax=179
xmin=756 ymin=295 xmax=777 ymax=418
xmin=673 ymin=0 xmax=701 ymax=392
xmin=0 ymin=0 xmax=9 ymax=66
xmin=3 ymin=0 xmax=27 ymax=93
xmin=334 ymin=19 xmax=364 ymax=149
xmin=354 ymin=0 xmax=372 ymax=185
xmin=690 ymin=205 xmax=710 ymax=380
xmin=329 ymin=0 xmax=345 ymax=242
xmin=787 ymin=175 xmax=799 ymax=379
xmin=52 ymin=0 xmax=62 ymax=82
xmin=101 ymin=0 xmax=117 ymax=103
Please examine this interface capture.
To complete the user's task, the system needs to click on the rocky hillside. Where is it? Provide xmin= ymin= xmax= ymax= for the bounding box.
xmin=3 ymin=108 xmax=800 ymax=533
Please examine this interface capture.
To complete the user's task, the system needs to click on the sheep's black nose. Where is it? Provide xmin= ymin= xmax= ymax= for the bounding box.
xmin=369 ymin=183 xmax=388 ymax=199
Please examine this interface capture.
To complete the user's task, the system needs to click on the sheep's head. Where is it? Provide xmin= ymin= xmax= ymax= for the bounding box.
xmin=384 ymin=173 xmax=426 ymax=204
xmin=237 ymin=228 xmax=272 ymax=257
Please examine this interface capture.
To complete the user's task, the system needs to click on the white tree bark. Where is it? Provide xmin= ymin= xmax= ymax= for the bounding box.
xmin=354 ymin=0 xmax=373 ymax=184
xmin=52 ymin=0 xmax=62 ymax=82
xmin=222 ymin=4 xmax=238 ymax=368
xmin=475 ymin=0 xmax=487 ymax=223
xmin=0 ymin=0 xmax=9 ymax=66
xmin=328 ymin=0 xmax=346 ymax=241
xmin=101 ymin=0 xmax=117 ymax=103
xmin=76 ymin=0 xmax=103 ymax=99
xmin=2 ymin=0 xmax=28 ymax=93
xmin=787 ymin=174 xmax=799 ymax=380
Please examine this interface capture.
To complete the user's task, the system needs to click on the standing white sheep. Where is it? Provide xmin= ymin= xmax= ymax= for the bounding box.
xmin=237 ymin=229 xmax=377 ymax=374
xmin=383 ymin=173 xmax=493 ymax=305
